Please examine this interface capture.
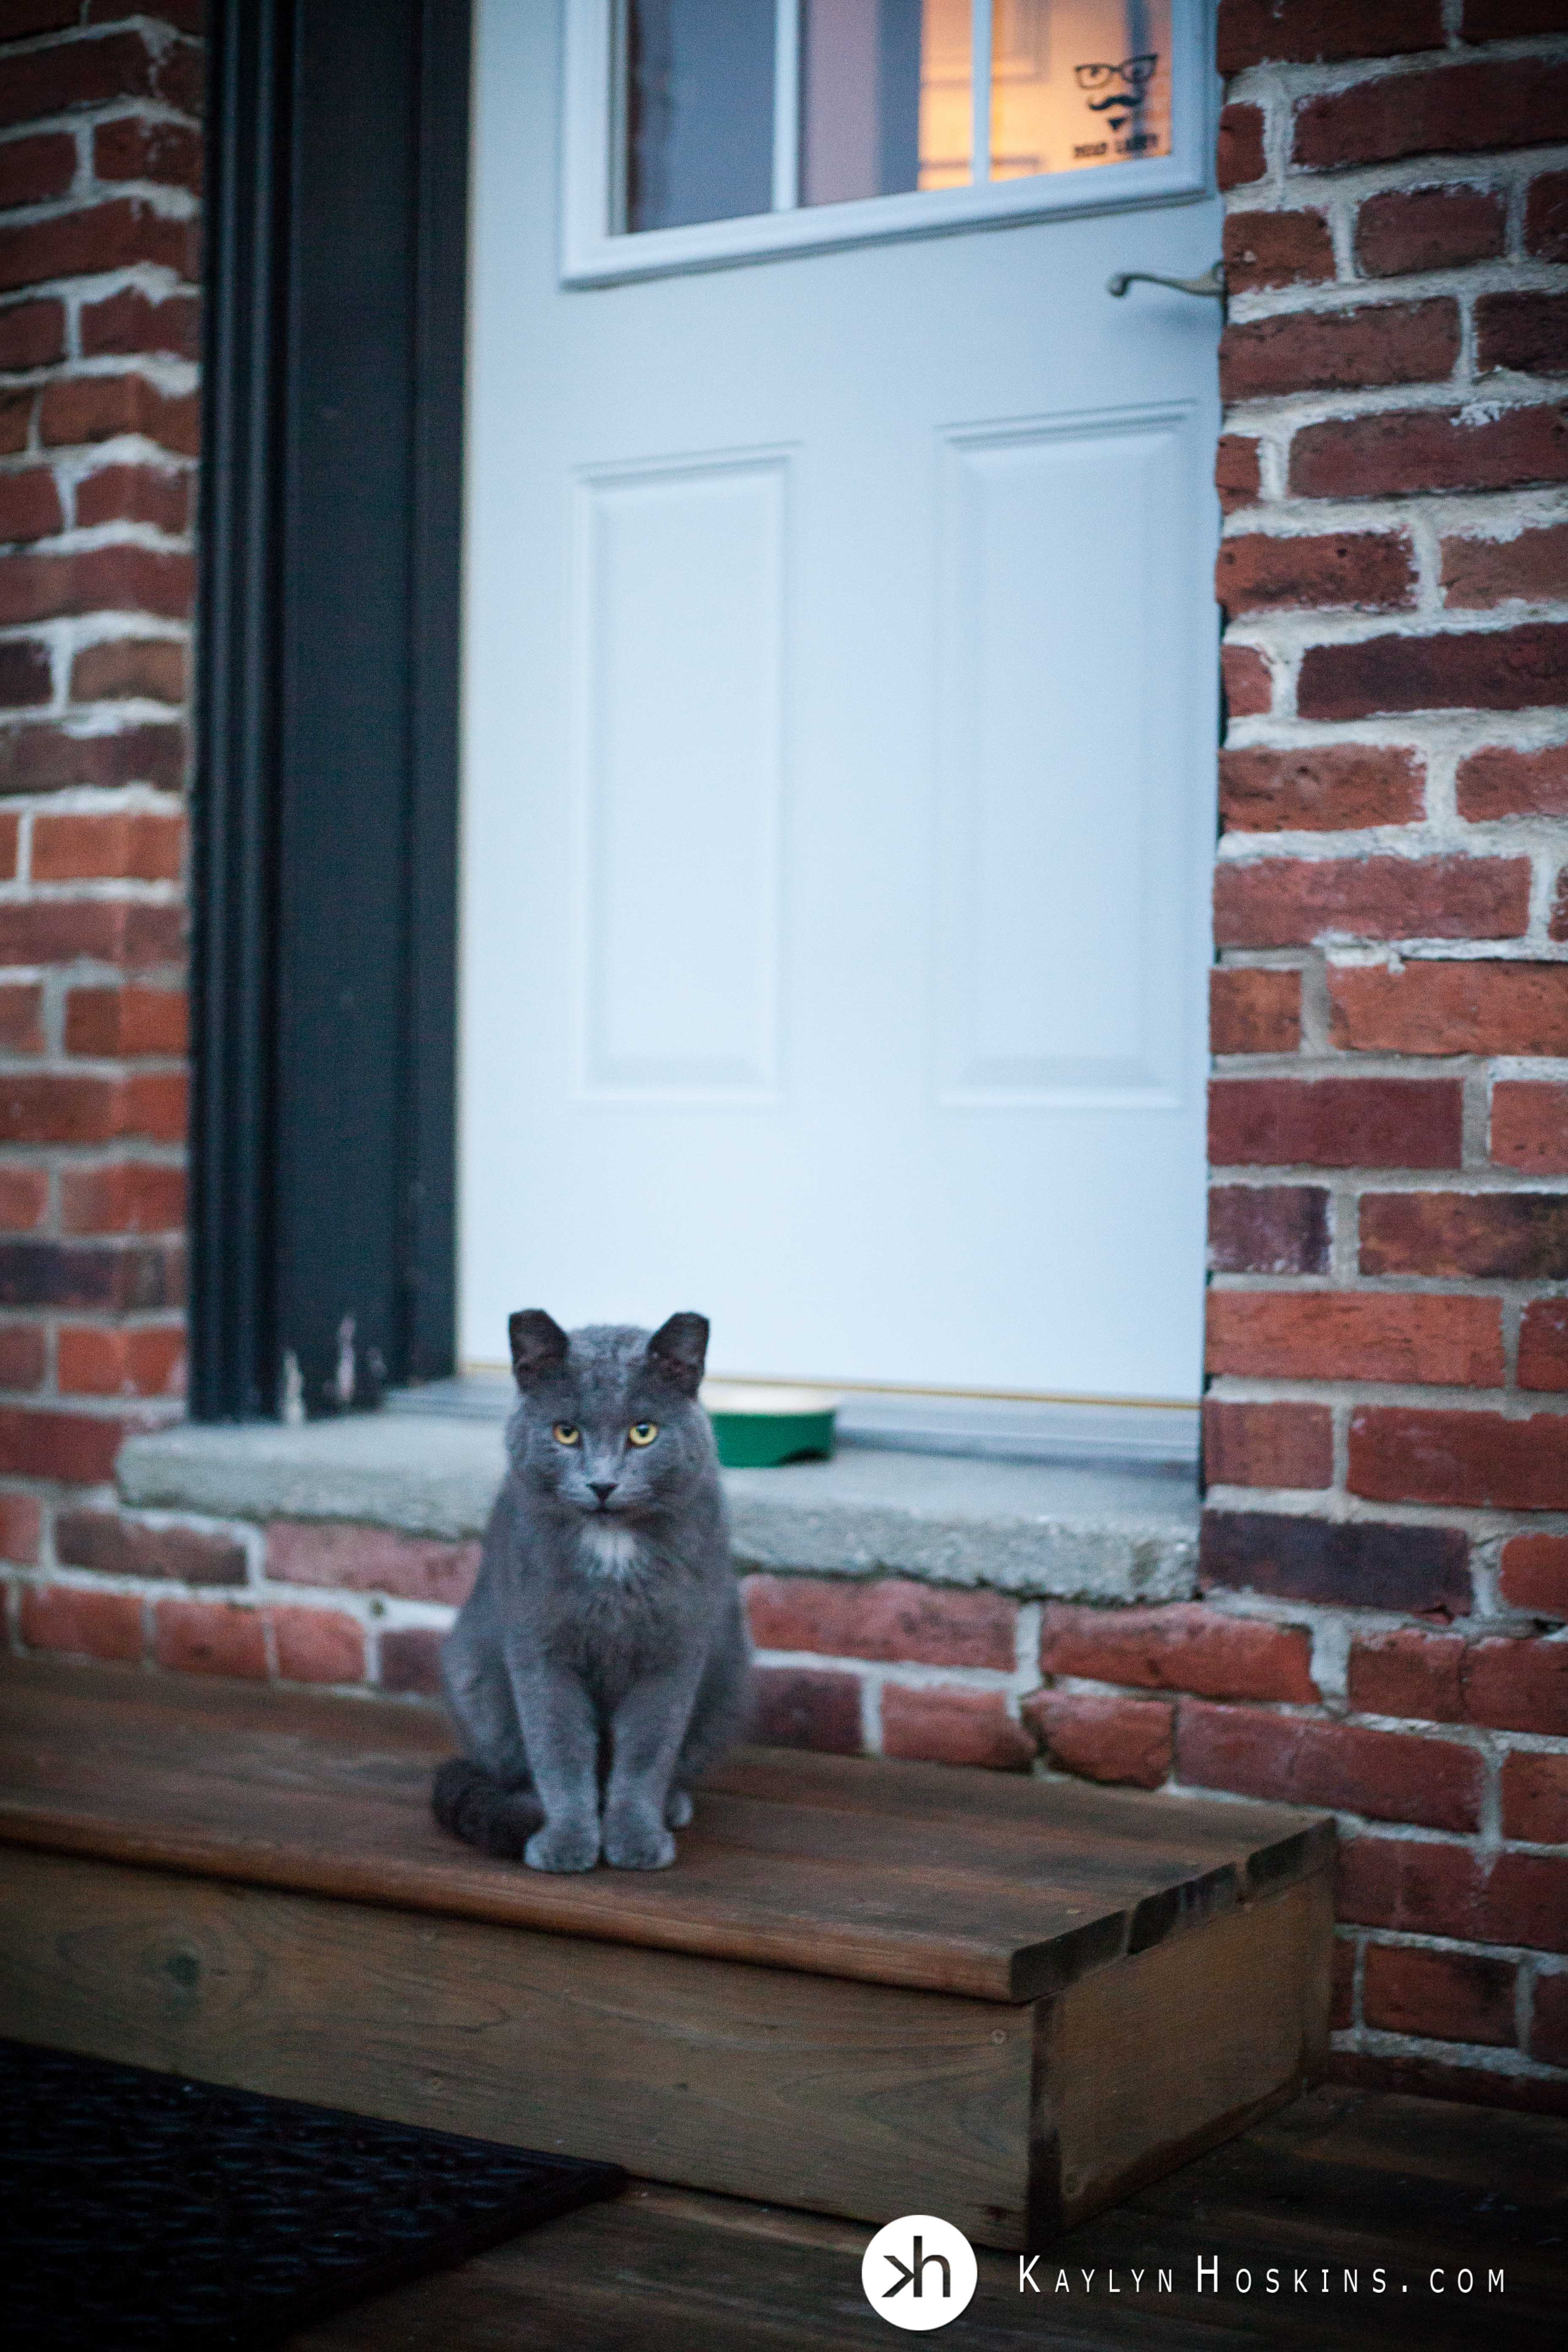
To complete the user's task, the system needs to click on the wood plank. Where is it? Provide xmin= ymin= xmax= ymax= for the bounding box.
xmin=0 ymin=1657 xmax=1333 ymax=2002
xmin=1037 ymin=1870 xmax=1334 ymax=2232
xmin=0 ymin=1844 xmax=1034 ymax=2248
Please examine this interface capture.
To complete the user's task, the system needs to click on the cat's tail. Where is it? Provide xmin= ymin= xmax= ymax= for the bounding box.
xmin=431 ymin=1757 xmax=544 ymax=1860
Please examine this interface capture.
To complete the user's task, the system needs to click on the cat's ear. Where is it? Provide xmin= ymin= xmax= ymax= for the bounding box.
xmin=647 ymin=1312 xmax=709 ymax=1397
xmin=508 ymin=1309 xmax=570 ymax=1388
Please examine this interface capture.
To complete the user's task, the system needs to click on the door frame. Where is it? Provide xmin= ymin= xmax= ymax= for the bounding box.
xmin=191 ymin=0 xmax=471 ymax=1418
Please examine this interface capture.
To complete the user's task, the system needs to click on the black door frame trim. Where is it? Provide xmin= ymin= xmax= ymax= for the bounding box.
xmin=191 ymin=0 xmax=470 ymax=1419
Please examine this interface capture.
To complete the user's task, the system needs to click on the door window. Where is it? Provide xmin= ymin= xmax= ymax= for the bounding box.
xmin=563 ymin=0 xmax=1208 ymax=281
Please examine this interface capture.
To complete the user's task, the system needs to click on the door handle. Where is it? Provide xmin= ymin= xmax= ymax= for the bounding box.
xmin=1107 ymin=261 xmax=1226 ymax=315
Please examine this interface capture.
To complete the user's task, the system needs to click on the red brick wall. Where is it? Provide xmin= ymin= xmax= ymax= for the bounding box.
xmin=1203 ymin=0 xmax=1568 ymax=2105
xmin=0 ymin=5 xmax=199 ymax=1578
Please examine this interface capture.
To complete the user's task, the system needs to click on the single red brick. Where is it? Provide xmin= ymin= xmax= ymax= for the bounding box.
xmin=1210 ymin=968 xmax=1301 ymax=1055
xmin=1215 ymin=856 xmax=1531 ymax=948
xmin=0 ymin=1322 xmax=45 ymax=1390
xmin=0 ymin=128 xmax=75 ymax=209
xmin=1203 ymin=1399 xmax=1333 ymax=1490
xmin=65 ymin=986 xmax=188 ymax=1059
xmin=1520 ymin=1302 xmax=1568 ymax=1394
xmin=1553 ymin=867 xmax=1568 ymax=947
xmin=0 ymin=199 xmax=195 ymax=299
xmin=0 ymin=1489 xmax=41 ymax=1562
xmin=1022 ymin=1689 xmax=1173 ymax=1790
xmin=1337 ymin=1833 xmax=1481 ymax=1939
xmin=0 ymin=1074 xmax=125 ymax=1146
xmin=0 ymin=544 xmax=194 ymax=627
xmin=1330 ymin=1934 xmax=1356 ymax=2032
xmin=1492 ymin=1082 xmax=1568 ymax=1175
xmin=1533 ymin=1970 xmax=1568 ymax=2069
xmin=0 ymin=809 xmax=16 ymax=879
xmin=744 ymin=1573 xmax=1017 ymax=1671
xmin=0 ymin=982 xmax=44 ymax=1053
xmin=1222 ymin=643 xmax=1271 ymax=718
xmin=39 ymin=373 xmax=199 ymax=458
xmin=1216 ymin=531 xmax=1416 ymax=619
xmin=122 ymin=1070 xmax=187 ymax=1143
xmin=1222 ymin=210 xmax=1334 ymax=296
xmin=1348 ymin=1629 xmax=1465 ymax=1723
xmin=20 ymin=1582 xmax=143 ymax=1665
xmin=269 ymin=1605 xmax=365 ymax=1686
xmin=1332 ymin=961 xmax=1568 ymax=1060
xmin=0 ymin=639 xmax=52 ymax=712
xmin=0 ymin=1237 xmax=182 ymax=1314
xmin=1201 ymin=1510 xmax=1471 ymax=1617
xmin=1040 ymin=1600 xmax=1317 ymax=1702
xmin=1215 ymin=435 xmax=1261 ymax=516
xmin=80 ymin=286 xmax=200 ymax=362
xmin=1477 ymin=291 xmax=1568 ymax=380
xmin=1223 ymin=301 xmax=1459 ymax=404
xmin=1290 ymin=405 xmax=1568 ymax=502
xmin=1502 ymin=1752 xmax=1568 ymax=1844
xmin=1350 ymin=1407 xmax=1568 ymax=1512
xmin=1216 ymin=103 xmax=1265 ymax=193
xmin=750 ymin=1665 xmax=862 ymax=1753
xmin=56 ymin=1324 xmax=184 ymax=1398
xmin=1209 ymin=1077 xmax=1464 ymax=1170
xmin=1363 ymin=1942 xmax=1516 ymax=2048
xmin=1207 ymin=1290 xmax=1503 ymax=1388
xmin=0 ymin=1170 xmax=49 ymax=1233
xmin=1442 ymin=523 xmax=1568 ymax=611
xmin=31 ymin=810 xmax=182 ymax=885
xmin=75 ymin=462 xmax=191 ymax=535
xmin=1355 ymin=183 xmax=1506 ymax=279
xmin=1526 ymin=170 xmax=1568 ymax=263
xmin=1219 ymin=746 xmax=1424 ymax=834
xmin=0 ymin=724 xmax=187 ymax=802
xmin=1207 ymin=1185 xmax=1331 ymax=1273
xmin=881 ymin=1684 xmax=1034 ymax=1771
xmin=1217 ymin=0 xmax=1443 ymax=73
xmin=69 ymin=636 xmax=187 ymax=705
xmin=1487 ymin=1852 xmax=1568 ymax=1953
xmin=1177 ymin=1701 xmax=1483 ymax=1833
xmin=1300 ymin=626 xmax=1568 ymax=722
xmin=264 ymin=1520 xmax=480 ymax=1608
xmin=93 ymin=115 xmax=203 ymax=193
xmin=0 ymin=295 xmax=64 ymax=370
xmin=1359 ymin=1192 xmax=1568 ymax=1282
xmin=59 ymin=1161 xmax=185 ymax=1236
xmin=0 ymin=1406 xmax=158 ymax=1491
xmin=1500 ymin=1532 xmax=1568 ymax=1619
xmin=1293 ymin=59 xmax=1568 ymax=174
xmin=0 ymin=466 xmax=63 ymax=543
xmin=1463 ymin=0 xmax=1568 ymax=31
xmin=55 ymin=1508 xmax=243 ymax=1584
xmin=155 ymin=1598 xmax=266 ymax=1680
xmin=1462 ymin=1638 xmax=1568 ymax=1736
xmin=378 ymin=1626 xmax=443 ymax=1698
xmin=0 ymin=25 xmax=159 ymax=126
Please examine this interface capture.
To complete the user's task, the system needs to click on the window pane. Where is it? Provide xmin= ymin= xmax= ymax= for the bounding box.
xmin=624 ymin=0 xmax=776 ymax=232
xmin=990 ymin=0 xmax=1172 ymax=180
xmin=800 ymin=0 xmax=973 ymax=207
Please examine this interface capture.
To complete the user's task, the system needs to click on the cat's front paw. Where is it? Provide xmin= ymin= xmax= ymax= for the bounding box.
xmin=603 ymin=1808 xmax=677 ymax=1870
xmin=524 ymin=1817 xmax=600 ymax=1873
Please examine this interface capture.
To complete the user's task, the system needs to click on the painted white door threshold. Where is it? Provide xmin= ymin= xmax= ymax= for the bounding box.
xmin=387 ymin=1376 xmax=1200 ymax=1471
xmin=117 ymin=1415 xmax=1198 ymax=1606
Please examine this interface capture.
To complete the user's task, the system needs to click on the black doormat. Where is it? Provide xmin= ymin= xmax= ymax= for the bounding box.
xmin=1 ymin=2037 xmax=625 ymax=2351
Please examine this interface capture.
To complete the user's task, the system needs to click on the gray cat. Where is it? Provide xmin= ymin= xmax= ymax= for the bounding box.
xmin=432 ymin=1309 xmax=751 ymax=1871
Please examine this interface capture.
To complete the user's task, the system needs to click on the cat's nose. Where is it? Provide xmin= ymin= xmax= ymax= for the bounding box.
xmin=590 ymin=1481 xmax=618 ymax=1504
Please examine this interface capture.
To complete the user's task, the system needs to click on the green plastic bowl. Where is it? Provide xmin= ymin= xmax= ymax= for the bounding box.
xmin=702 ymin=1382 xmax=838 ymax=1469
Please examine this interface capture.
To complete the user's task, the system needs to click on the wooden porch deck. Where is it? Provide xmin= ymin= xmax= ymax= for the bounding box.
xmin=290 ymin=2087 xmax=1568 ymax=2350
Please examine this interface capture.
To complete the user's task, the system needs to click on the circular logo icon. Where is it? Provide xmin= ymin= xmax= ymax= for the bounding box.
xmin=860 ymin=2213 xmax=978 ymax=2330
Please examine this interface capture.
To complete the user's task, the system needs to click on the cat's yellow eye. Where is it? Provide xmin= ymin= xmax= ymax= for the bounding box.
xmin=628 ymin=1421 xmax=658 ymax=1448
xmin=552 ymin=1422 xmax=581 ymax=1446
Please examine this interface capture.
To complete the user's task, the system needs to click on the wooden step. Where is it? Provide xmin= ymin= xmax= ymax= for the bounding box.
xmin=0 ymin=1658 xmax=1334 ymax=2249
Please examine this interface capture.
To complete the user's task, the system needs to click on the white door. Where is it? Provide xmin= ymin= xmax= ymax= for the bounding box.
xmin=462 ymin=0 xmax=1221 ymax=1401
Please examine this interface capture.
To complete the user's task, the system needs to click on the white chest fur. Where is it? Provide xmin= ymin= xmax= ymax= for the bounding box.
xmin=577 ymin=1521 xmax=643 ymax=1577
